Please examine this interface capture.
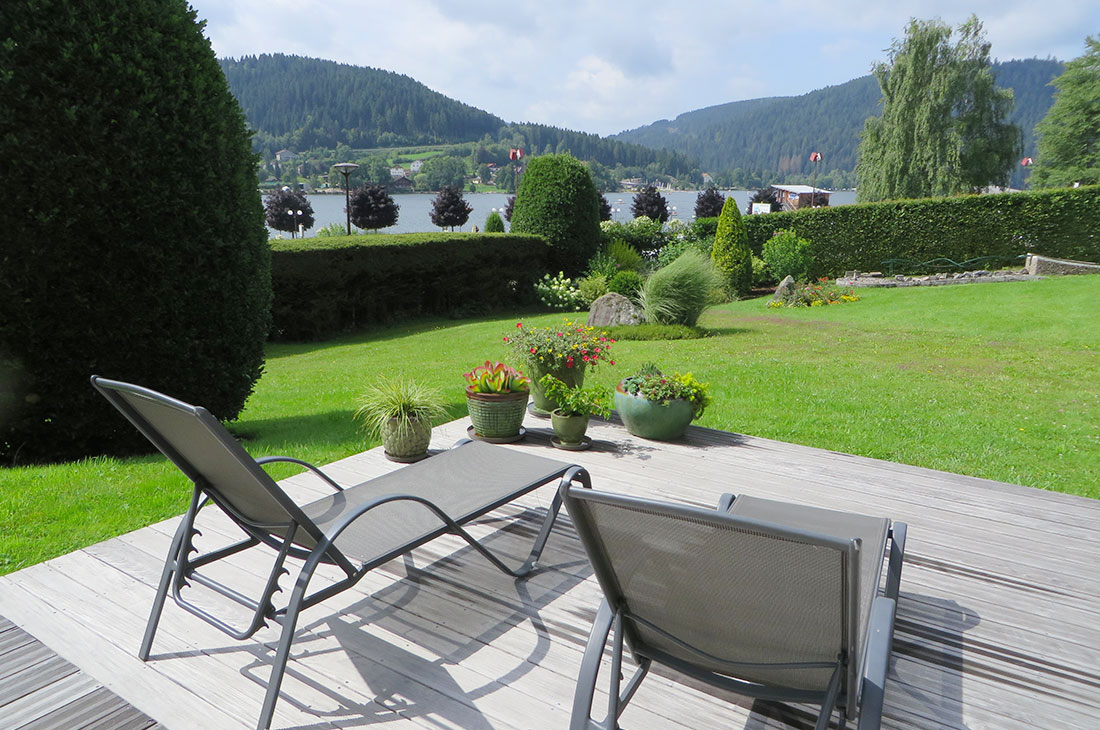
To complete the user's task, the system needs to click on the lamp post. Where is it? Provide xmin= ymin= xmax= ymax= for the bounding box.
xmin=333 ymin=162 xmax=359 ymax=235
xmin=809 ymin=152 xmax=822 ymax=207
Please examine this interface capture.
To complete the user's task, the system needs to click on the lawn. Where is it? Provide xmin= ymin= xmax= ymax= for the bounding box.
xmin=1 ymin=275 xmax=1096 ymax=575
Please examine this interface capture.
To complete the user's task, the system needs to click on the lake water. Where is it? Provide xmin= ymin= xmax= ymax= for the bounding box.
xmin=267 ymin=189 xmax=857 ymax=238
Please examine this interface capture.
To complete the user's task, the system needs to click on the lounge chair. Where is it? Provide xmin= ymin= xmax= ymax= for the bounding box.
xmin=91 ymin=376 xmax=590 ymax=730
xmin=561 ymin=484 xmax=906 ymax=730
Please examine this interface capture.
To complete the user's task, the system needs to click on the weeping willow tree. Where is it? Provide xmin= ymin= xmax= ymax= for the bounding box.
xmin=856 ymin=16 xmax=1020 ymax=202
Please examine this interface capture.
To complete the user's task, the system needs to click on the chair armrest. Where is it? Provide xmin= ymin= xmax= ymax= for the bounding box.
xmin=255 ymin=456 xmax=344 ymax=492
xmin=885 ymin=522 xmax=907 ymax=601
xmin=857 ymin=596 xmax=897 ymax=730
xmin=716 ymin=493 xmax=737 ymax=513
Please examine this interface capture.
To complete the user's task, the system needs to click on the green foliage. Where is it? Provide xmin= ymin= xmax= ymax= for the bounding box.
xmin=538 ymin=375 xmax=612 ymax=418
xmin=638 ymin=250 xmax=723 ymax=327
xmin=510 ymin=154 xmax=602 ymax=274
xmin=608 ymin=270 xmax=645 ymax=298
xmin=1031 ymin=37 xmax=1100 ymax=188
xmin=354 ymin=378 xmax=447 ymax=438
xmin=316 ymin=222 xmax=354 ymax=237
xmin=769 ymin=279 xmax=861 ymax=308
xmin=577 ymin=275 xmax=610 ymax=305
xmin=585 ymin=250 xmax=619 ymax=279
xmin=741 ymin=186 xmax=1100 ymax=277
xmin=463 ymin=361 xmax=530 ymax=394
xmin=762 ymin=230 xmax=814 ymax=282
xmin=264 ymin=187 xmax=316 ymax=234
xmin=534 ymin=272 xmax=586 ymax=311
xmin=601 ymin=217 xmax=666 ymax=255
xmin=598 ymin=195 xmax=612 ymax=221
xmin=857 ymin=16 xmax=1020 ymax=202
xmin=657 ymin=217 xmax=718 ymax=267
xmin=607 ymin=240 xmax=645 ymax=271
xmin=349 ymin=183 xmax=399 ymax=231
xmin=631 ymin=185 xmax=669 ymax=222
xmin=430 ymin=186 xmax=473 ymax=230
xmin=269 ymin=234 xmax=548 ymax=339
xmin=603 ymin=324 xmax=707 ymax=341
xmin=620 ymin=365 xmax=711 ymax=418
xmin=484 ymin=211 xmax=506 ymax=232
xmin=694 ymin=187 xmax=726 ymax=218
xmin=0 ymin=0 xmax=271 ymax=462
xmin=751 ymin=255 xmax=774 ymax=287
xmin=711 ymin=197 xmax=753 ymax=297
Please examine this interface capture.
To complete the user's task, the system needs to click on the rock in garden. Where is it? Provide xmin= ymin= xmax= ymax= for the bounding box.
xmin=772 ymin=275 xmax=796 ymax=301
xmin=587 ymin=292 xmax=643 ymax=327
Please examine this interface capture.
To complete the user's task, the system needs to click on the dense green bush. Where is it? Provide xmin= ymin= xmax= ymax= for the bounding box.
xmin=607 ymin=240 xmax=646 ymax=272
xmin=484 ymin=211 xmax=506 ymax=232
xmin=711 ymin=197 xmax=754 ymax=297
xmin=762 ymin=229 xmax=814 ymax=282
xmin=577 ymin=275 xmax=610 ymax=306
xmin=510 ymin=154 xmax=602 ymax=274
xmin=1 ymin=0 xmax=271 ymax=462
xmin=269 ymin=234 xmax=548 ymax=339
xmin=609 ymin=270 xmax=645 ymax=298
xmin=601 ymin=217 xmax=667 ymax=255
xmin=743 ymin=186 xmax=1100 ymax=277
xmin=637 ymin=250 xmax=723 ymax=326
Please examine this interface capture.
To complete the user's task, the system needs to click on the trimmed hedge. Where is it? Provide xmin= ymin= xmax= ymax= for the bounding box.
xmin=270 ymin=233 xmax=549 ymax=340
xmin=744 ymin=186 xmax=1100 ymax=277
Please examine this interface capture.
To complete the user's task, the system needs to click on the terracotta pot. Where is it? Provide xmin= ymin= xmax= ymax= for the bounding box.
xmin=614 ymin=383 xmax=695 ymax=441
xmin=465 ymin=387 xmax=529 ymax=439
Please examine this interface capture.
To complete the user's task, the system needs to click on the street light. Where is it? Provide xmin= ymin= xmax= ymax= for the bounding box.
xmin=333 ymin=162 xmax=360 ymax=235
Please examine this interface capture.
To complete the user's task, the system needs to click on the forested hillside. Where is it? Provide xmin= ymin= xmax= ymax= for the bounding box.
xmin=615 ymin=58 xmax=1063 ymax=188
xmin=219 ymin=54 xmax=698 ymax=181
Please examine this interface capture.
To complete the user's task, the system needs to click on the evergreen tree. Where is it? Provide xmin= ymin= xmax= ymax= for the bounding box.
xmin=856 ymin=16 xmax=1020 ymax=202
xmin=1030 ymin=36 xmax=1100 ymax=188
xmin=631 ymin=185 xmax=670 ymax=222
xmin=1 ymin=0 xmax=270 ymax=461
xmin=264 ymin=187 xmax=315 ymax=237
xmin=694 ymin=187 xmax=726 ymax=218
xmin=430 ymin=186 xmax=473 ymax=230
xmin=711 ymin=197 xmax=753 ymax=298
xmin=510 ymin=154 xmax=602 ymax=275
xmin=349 ymin=183 xmax=400 ymax=231
xmin=599 ymin=195 xmax=612 ymax=221
xmin=484 ymin=211 xmax=506 ymax=232
xmin=504 ymin=195 xmax=516 ymax=222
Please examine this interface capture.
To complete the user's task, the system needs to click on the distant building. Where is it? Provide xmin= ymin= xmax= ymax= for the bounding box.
xmin=390 ymin=166 xmax=406 ymax=179
xmin=771 ymin=184 xmax=831 ymax=210
xmin=621 ymin=177 xmax=644 ymax=190
xmin=275 ymin=149 xmax=298 ymax=163
xmin=390 ymin=175 xmax=415 ymax=190
xmin=409 ymin=160 xmax=424 ymax=173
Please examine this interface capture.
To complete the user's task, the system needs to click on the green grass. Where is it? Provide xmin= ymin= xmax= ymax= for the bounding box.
xmin=1 ymin=276 xmax=1097 ymax=575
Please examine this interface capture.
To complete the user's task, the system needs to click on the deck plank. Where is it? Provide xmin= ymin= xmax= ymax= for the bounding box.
xmin=2 ymin=417 xmax=1098 ymax=729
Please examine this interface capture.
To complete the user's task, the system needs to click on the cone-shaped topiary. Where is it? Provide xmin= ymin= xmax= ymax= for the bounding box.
xmin=484 ymin=211 xmax=506 ymax=232
xmin=510 ymin=154 xmax=601 ymax=275
xmin=711 ymin=196 xmax=753 ymax=298
xmin=0 ymin=0 xmax=271 ymax=462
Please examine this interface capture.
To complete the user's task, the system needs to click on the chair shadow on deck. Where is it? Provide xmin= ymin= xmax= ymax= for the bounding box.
xmin=236 ymin=505 xmax=592 ymax=728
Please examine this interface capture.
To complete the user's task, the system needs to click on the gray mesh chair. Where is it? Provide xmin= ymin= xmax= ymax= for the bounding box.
xmin=91 ymin=376 xmax=590 ymax=730
xmin=561 ymin=485 xmax=906 ymax=730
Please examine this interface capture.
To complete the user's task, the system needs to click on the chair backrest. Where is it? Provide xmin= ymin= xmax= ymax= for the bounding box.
xmin=91 ymin=377 xmax=324 ymax=544
xmin=563 ymin=487 xmax=859 ymax=694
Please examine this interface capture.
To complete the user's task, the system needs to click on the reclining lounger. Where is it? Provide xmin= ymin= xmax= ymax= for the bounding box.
xmin=561 ymin=484 xmax=906 ymax=730
xmin=92 ymin=376 xmax=590 ymax=730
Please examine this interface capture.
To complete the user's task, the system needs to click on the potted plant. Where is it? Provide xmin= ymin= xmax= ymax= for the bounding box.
xmin=614 ymin=364 xmax=711 ymax=441
xmin=539 ymin=374 xmax=612 ymax=450
xmin=463 ymin=360 xmax=531 ymax=442
xmin=504 ymin=319 xmax=616 ymax=416
xmin=355 ymin=378 xmax=448 ymax=462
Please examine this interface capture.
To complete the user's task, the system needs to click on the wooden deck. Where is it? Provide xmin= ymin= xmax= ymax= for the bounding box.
xmin=1 ymin=416 xmax=1098 ymax=730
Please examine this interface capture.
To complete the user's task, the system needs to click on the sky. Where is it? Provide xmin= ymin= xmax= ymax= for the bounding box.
xmin=189 ymin=0 xmax=1099 ymax=137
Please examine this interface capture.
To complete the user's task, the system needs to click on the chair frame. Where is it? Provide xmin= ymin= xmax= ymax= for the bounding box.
xmin=562 ymin=484 xmax=907 ymax=730
xmin=92 ymin=376 xmax=590 ymax=730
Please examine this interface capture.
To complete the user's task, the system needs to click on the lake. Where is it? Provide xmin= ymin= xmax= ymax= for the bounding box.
xmin=267 ymin=189 xmax=857 ymax=238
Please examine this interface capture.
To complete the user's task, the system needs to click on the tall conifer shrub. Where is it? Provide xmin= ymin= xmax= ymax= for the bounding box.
xmin=711 ymin=197 xmax=753 ymax=297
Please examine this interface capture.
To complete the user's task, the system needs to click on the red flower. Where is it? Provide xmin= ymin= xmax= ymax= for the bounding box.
xmin=503 ymin=336 xmax=510 ymax=342
xmin=609 ymin=360 xmax=616 ymax=365
xmin=529 ymin=347 xmax=537 ymax=353
xmin=516 ymin=322 xmax=523 ymax=327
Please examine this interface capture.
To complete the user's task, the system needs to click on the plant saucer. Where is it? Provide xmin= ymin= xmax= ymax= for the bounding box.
xmin=551 ymin=436 xmax=591 ymax=451
xmin=527 ymin=403 xmax=552 ymax=419
xmin=467 ymin=425 xmax=526 ymax=444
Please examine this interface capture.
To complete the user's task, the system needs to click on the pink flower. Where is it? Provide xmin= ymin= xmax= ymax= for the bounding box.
xmin=609 ymin=360 xmax=616 ymax=365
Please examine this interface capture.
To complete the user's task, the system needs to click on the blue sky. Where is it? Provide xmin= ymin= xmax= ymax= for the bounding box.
xmin=189 ymin=0 xmax=1099 ymax=137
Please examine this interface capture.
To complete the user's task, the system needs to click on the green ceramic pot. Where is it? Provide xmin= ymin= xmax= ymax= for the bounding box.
xmin=528 ymin=362 xmax=585 ymax=415
xmin=466 ymin=387 xmax=529 ymax=439
xmin=380 ymin=417 xmax=432 ymax=462
xmin=550 ymin=410 xmax=589 ymax=444
xmin=614 ymin=383 xmax=695 ymax=441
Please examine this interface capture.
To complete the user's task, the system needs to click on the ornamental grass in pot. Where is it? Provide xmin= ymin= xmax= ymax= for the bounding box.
xmin=538 ymin=374 xmax=612 ymax=449
xmin=615 ymin=363 xmax=711 ymax=441
xmin=355 ymin=378 xmax=448 ymax=462
xmin=463 ymin=361 xmax=530 ymax=442
xmin=503 ymin=319 xmax=615 ymax=416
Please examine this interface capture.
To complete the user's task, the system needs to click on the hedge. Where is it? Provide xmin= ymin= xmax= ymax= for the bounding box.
xmin=743 ymin=186 xmax=1100 ymax=277
xmin=270 ymin=233 xmax=549 ymax=340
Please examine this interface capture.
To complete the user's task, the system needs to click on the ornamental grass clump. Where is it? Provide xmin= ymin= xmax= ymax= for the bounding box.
xmin=636 ymin=249 xmax=723 ymax=326
xmin=504 ymin=320 xmax=615 ymax=372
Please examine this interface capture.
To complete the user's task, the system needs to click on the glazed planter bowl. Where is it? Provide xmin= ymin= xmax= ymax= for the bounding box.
xmin=614 ymin=383 xmax=694 ymax=441
xmin=465 ymin=387 xmax=529 ymax=439
xmin=381 ymin=417 xmax=433 ymax=463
